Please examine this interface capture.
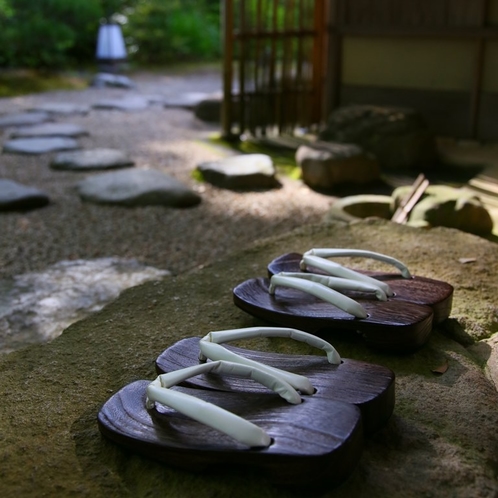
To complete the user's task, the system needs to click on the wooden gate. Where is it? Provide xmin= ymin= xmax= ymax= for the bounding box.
xmin=222 ymin=0 xmax=328 ymax=138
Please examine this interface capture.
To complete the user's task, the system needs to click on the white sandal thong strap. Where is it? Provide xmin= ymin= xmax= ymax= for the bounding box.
xmin=300 ymin=254 xmax=394 ymax=297
xmin=276 ymin=272 xmax=387 ymax=301
xmin=199 ymin=327 xmax=341 ymax=395
xmin=269 ymin=274 xmax=368 ymax=319
xmin=146 ymin=360 xmax=302 ymax=448
xmin=303 ymin=248 xmax=412 ymax=290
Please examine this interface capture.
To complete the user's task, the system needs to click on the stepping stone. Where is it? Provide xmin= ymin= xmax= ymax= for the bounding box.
xmin=3 ymin=137 xmax=79 ymax=155
xmin=51 ymin=148 xmax=134 ymax=171
xmin=90 ymin=72 xmax=136 ymax=89
xmin=0 ymin=112 xmax=51 ymax=128
xmin=76 ymin=169 xmax=201 ymax=207
xmin=296 ymin=142 xmax=380 ymax=189
xmin=29 ymin=103 xmax=90 ymax=115
xmin=92 ymin=96 xmax=149 ymax=111
xmin=163 ymin=92 xmax=218 ymax=110
xmin=0 ymin=179 xmax=49 ymax=211
xmin=10 ymin=123 xmax=88 ymax=139
xmin=197 ymin=154 xmax=280 ymax=190
xmin=0 ymin=258 xmax=170 ymax=352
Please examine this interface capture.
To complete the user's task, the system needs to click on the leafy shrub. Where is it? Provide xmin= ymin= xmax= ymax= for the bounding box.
xmin=125 ymin=0 xmax=221 ymax=64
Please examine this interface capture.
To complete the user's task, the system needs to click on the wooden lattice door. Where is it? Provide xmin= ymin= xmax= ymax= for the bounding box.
xmin=222 ymin=0 xmax=328 ymax=138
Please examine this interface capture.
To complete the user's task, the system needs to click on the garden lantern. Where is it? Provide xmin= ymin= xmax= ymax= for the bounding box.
xmin=96 ymin=22 xmax=127 ymax=69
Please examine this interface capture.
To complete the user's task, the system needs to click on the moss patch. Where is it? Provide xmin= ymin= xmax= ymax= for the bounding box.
xmin=0 ymin=70 xmax=88 ymax=97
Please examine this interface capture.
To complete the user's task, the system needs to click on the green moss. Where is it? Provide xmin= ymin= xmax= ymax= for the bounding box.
xmin=0 ymin=70 xmax=87 ymax=97
xmin=207 ymin=134 xmax=302 ymax=179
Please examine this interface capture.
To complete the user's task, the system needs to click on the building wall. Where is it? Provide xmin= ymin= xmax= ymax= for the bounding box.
xmin=334 ymin=0 xmax=498 ymax=139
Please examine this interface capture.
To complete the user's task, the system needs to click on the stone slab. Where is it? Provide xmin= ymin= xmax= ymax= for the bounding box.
xmin=197 ymin=154 xmax=280 ymax=190
xmin=0 ymin=220 xmax=496 ymax=497
xmin=76 ymin=168 xmax=201 ymax=207
xmin=51 ymin=148 xmax=134 ymax=171
xmin=3 ymin=137 xmax=79 ymax=155
xmin=29 ymin=102 xmax=90 ymax=115
xmin=0 ymin=179 xmax=49 ymax=211
xmin=163 ymin=92 xmax=219 ymax=109
xmin=10 ymin=123 xmax=89 ymax=139
xmin=92 ymin=96 xmax=149 ymax=111
xmin=0 ymin=111 xmax=51 ymax=128
xmin=0 ymin=258 xmax=170 ymax=354
xmin=90 ymin=72 xmax=136 ymax=89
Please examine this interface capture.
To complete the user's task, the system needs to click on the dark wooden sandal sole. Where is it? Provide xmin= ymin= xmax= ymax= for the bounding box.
xmin=233 ymin=277 xmax=434 ymax=352
xmin=98 ymin=380 xmax=363 ymax=489
xmin=268 ymin=252 xmax=453 ymax=324
xmin=155 ymin=337 xmax=395 ymax=434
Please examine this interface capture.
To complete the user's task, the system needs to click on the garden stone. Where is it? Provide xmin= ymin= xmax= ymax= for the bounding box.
xmin=51 ymin=148 xmax=134 ymax=171
xmin=77 ymin=169 xmax=201 ymax=207
xmin=0 ymin=111 xmax=51 ymax=128
xmin=324 ymin=194 xmax=393 ymax=222
xmin=194 ymin=96 xmax=222 ymax=122
xmin=163 ymin=92 xmax=216 ymax=109
xmin=3 ymin=137 xmax=79 ymax=154
xmin=92 ymin=96 xmax=149 ymax=111
xmin=0 ymin=258 xmax=170 ymax=354
xmin=29 ymin=102 xmax=90 ymax=115
xmin=296 ymin=142 xmax=380 ymax=189
xmin=91 ymin=72 xmax=136 ymax=89
xmin=0 ymin=179 xmax=49 ymax=211
xmin=393 ymin=185 xmax=494 ymax=235
xmin=319 ymin=105 xmax=439 ymax=171
xmin=197 ymin=154 xmax=280 ymax=190
xmin=11 ymin=123 xmax=88 ymax=139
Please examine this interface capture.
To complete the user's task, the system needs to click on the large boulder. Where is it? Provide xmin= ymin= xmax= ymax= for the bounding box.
xmin=319 ymin=105 xmax=438 ymax=171
xmin=0 ymin=220 xmax=497 ymax=497
xmin=296 ymin=142 xmax=380 ymax=189
xmin=393 ymin=185 xmax=494 ymax=235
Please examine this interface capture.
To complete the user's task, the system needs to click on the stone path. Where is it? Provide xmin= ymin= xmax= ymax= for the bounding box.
xmin=0 ymin=72 xmax=216 ymax=348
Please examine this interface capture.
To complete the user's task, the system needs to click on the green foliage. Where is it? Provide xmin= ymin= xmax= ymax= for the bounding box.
xmin=125 ymin=0 xmax=221 ymax=64
xmin=0 ymin=0 xmax=220 ymax=69
xmin=0 ymin=0 xmax=100 ymax=68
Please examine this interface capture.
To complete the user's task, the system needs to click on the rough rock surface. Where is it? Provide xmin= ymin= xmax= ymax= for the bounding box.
xmin=77 ymin=168 xmax=202 ymax=207
xmin=296 ymin=142 xmax=380 ymax=189
xmin=3 ymin=137 xmax=79 ymax=154
xmin=10 ymin=123 xmax=88 ymax=139
xmin=51 ymin=148 xmax=134 ymax=171
xmin=0 ymin=258 xmax=170 ymax=354
xmin=0 ymin=179 xmax=49 ymax=211
xmin=393 ymin=185 xmax=494 ymax=235
xmin=0 ymin=219 xmax=496 ymax=497
xmin=319 ymin=105 xmax=438 ymax=171
xmin=197 ymin=154 xmax=280 ymax=190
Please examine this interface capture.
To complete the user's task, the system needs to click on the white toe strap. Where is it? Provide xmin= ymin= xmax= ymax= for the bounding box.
xmin=269 ymin=274 xmax=368 ymax=319
xmin=199 ymin=326 xmax=342 ymax=395
xmin=300 ymin=254 xmax=394 ymax=297
xmin=277 ymin=272 xmax=387 ymax=301
xmin=303 ymin=248 xmax=411 ymax=278
xmin=146 ymin=360 xmax=302 ymax=448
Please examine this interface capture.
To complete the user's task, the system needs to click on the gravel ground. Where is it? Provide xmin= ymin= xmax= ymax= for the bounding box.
xmin=0 ymin=68 xmax=334 ymax=279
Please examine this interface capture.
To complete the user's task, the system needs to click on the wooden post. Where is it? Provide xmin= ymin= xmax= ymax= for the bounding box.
xmin=222 ymin=0 xmax=235 ymax=138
